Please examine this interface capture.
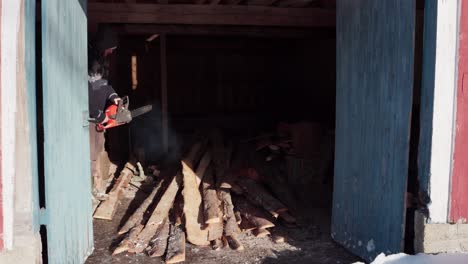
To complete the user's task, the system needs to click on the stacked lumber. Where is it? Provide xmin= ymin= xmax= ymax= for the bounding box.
xmin=104 ymin=129 xmax=299 ymax=263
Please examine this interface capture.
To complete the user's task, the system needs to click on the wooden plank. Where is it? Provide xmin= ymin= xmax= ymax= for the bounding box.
xmin=181 ymin=161 xmax=210 ymax=246
xmin=88 ymin=3 xmax=335 ymax=28
xmin=93 ymin=167 xmax=134 ymax=220
xmin=236 ymin=178 xmax=287 ymax=218
xmin=333 ymin=0 xmax=415 ymax=261
xmin=160 ymin=33 xmax=168 ymax=153
xmin=233 ymin=196 xmax=275 ymax=230
xmin=166 ymin=225 xmax=186 ymax=264
xmin=118 ymin=178 xmax=165 ymax=235
xmin=122 ymin=24 xmax=333 ymax=38
xmin=134 ymin=172 xmax=183 ymax=253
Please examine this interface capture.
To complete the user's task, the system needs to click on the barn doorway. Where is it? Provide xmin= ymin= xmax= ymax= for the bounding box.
xmin=33 ymin=0 xmax=425 ymax=263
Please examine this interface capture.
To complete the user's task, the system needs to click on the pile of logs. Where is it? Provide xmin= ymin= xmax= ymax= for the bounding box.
xmin=93 ymin=130 xmax=296 ymax=263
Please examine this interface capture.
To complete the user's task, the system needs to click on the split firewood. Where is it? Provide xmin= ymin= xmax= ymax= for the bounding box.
xmin=112 ymin=224 xmax=144 ymax=256
xmin=147 ymin=218 xmax=170 ymax=257
xmin=226 ymin=234 xmax=244 ymax=251
xmin=233 ymin=196 xmax=275 ymax=230
xmin=202 ymin=168 xmax=221 ymax=224
xmin=219 ymin=189 xmax=240 ymax=236
xmin=195 ymin=150 xmax=211 ymax=187
xmin=237 ymin=177 xmax=288 ymax=218
xmin=133 ymin=172 xmax=183 ymax=253
xmin=118 ymin=178 xmax=165 ymax=235
xmin=94 ymin=166 xmax=134 ymax=220
xmin=182 ymin=161 xmax=210 ymax=246
xmin=165 ymin=224 xmax=186 ymax=264
xmin=207 ymin=188 xmax=224 ymax=242
xmin=253 ymin=228 xmax=270 ymax=238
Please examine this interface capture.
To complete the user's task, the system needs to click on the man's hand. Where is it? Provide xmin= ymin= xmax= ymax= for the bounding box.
xmin=113 ymin=97 xmax=121 ymax=105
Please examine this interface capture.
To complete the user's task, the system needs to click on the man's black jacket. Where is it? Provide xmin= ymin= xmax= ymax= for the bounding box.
xmin=88 ymin=79 xmax=118 ymax=123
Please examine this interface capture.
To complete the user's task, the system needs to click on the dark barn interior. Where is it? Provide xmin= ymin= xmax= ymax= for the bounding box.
xmin=72 ymin=0 xmax=426 ymax=263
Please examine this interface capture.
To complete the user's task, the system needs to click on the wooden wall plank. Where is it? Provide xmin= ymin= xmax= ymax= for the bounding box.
xmin=333 ymin=0 xmax=415 ymax=261
xmin=88 ymin=3 xmax=335 ymax=27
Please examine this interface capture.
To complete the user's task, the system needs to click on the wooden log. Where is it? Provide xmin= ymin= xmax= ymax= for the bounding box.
xmin=147 ymin=218 xmax=170 ymax=257
xmin=165 ymin=225 xmax=186 ymax=264
xmin=112 ymin=224 xmax=144 ymax=256
xmin=134 ymin=172 xmax=183 ymax=253
xmin=233 ymin=196 xmax=275 ymax=230
xmin=237 ymin=177 xmax=288 ymax=218
xmin=253 ymin=228 xmax=270 ymax=238
xmin=219 ymin=189 xmax=240 ymax=236
xmin=118 ymin=178 xmax=165 ymax=235
xmin=182 ymin=161 xmax=210 ymax=246
xmin=195 ymin=150 xmax=211 ymax=187
xmin=207 ymin=188 xmax=224 ymax=241
xmin=202 ymin=168 xmax=221 ymax=224
xmin=94 ymin=166 xmax=134 ymax=220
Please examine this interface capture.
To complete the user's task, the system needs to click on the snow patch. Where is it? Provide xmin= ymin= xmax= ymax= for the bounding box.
xmin=354 ymin=253 xmax=468 ymax=264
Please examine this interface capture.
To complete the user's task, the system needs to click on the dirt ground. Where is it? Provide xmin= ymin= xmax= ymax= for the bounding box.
xmin=86 ymin=192 xmax=360 ymax=264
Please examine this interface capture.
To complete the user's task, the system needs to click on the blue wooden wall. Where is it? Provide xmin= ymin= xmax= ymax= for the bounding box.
xmin=333 ymin=0 xmax=415 ymax=261
xmin=25 ymin=0 xmax=40 ymax=233
xmin=418 ymin=0 xmax=437 ymax=205
xmin=42 ymin=0 xmax=93 ymax=262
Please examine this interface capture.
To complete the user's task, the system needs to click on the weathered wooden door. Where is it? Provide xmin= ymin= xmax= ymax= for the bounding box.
xmin=42 ymin=0 xmax=93 ymax=263
xmin=333 ymin=1 xmax=415 ymax=261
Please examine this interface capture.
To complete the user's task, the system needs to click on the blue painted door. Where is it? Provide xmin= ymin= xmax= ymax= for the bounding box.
xmin=333 ymin=1 xmax=415 ymax=261
xmin=42 ymin=0 xmax=93 ymax=263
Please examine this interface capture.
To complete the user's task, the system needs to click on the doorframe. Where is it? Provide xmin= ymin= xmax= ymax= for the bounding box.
xmin=418 ymin=0 xmax=459 ymax=224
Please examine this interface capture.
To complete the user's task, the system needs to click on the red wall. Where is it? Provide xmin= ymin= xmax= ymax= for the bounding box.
xmin=451 ymin=0 xmax=468 ymax=222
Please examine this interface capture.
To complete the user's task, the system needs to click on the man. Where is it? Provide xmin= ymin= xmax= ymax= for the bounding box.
xmin=88 ymin=25 xmax=120 ymax=200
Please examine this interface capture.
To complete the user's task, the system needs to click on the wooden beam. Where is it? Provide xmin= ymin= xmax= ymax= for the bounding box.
xmin=122 ymin=24 xmax=335 ymax=38
xmin=88 ymin=3 xmax=335 ymax=28
xmin=160 ymin=33 xmax=168 ymax=153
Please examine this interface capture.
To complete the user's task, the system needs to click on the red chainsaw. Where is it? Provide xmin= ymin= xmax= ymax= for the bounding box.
xmin=95 ymin=96 xmax=152 ymax=132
